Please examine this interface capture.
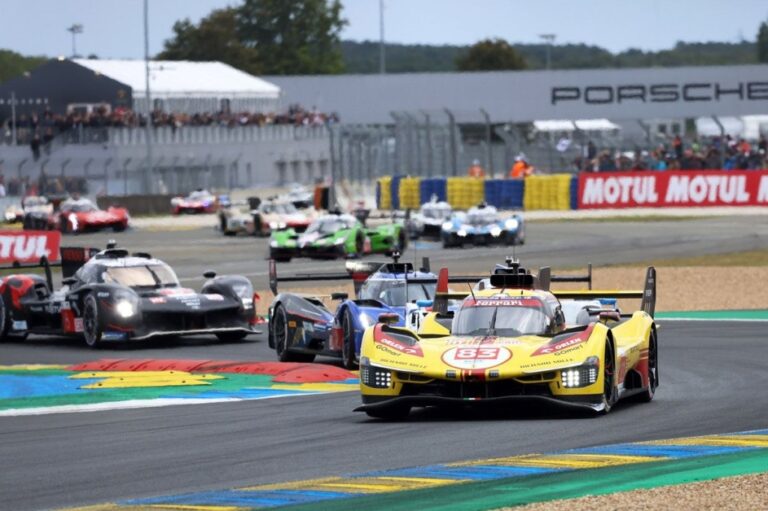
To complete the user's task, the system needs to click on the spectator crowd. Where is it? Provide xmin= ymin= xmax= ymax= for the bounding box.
xmin=574 ymin=134 xmax=768 ymax=172
xmin=1 ymin=103 xmax=340 ymax=155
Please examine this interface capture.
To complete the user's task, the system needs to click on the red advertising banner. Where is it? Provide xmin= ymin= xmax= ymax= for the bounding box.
xmin=578 ymin=170 xmax=768 ymax=209
xmin=0 ymin=231 xmax=62 ymax=264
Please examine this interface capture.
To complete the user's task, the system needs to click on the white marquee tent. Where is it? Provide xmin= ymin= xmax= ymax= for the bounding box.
xmin=73 ymin=59 xmax=281 ymax=113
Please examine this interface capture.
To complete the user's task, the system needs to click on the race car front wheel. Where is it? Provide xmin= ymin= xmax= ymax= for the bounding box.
xmin=83 ymin=294 xmax=105 ymax=348
xmin=638 ymin=329 xmax=659 ymax=402
xmin=600 ymin=337 xmax=618 ymax=413
xmin=341 ymin=309 xmax=358 ymax=369
xmin=273 ymin=304 xmax=315 ymax=362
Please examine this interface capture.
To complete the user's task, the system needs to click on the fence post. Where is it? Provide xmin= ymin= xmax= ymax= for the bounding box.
xmin=712 ymin=116 xmax=726 ymax=169
xmin=422 ymin=111 xmax=433 ymax=178
xmin=480 ymin=109 xmax=493 ymax=176
xmin=123 ymin=158 xmax=132 ymax=196
xmin=103 ymin=158 xmax=112 ymax=196
xmin=444 ymin=108 xmax=458 ymax=176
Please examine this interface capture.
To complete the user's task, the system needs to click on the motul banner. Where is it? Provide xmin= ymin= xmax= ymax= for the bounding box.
xmin=0 ymin=231 xmax=61 ymax=264
xmin=578 ymin=170 xmax=768 ymax=209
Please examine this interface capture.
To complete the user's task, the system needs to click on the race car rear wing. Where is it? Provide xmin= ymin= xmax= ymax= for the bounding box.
xmin=269 ymin=258 xmax=428 ymax=296
xmin=0 ymin=246 xmax=100 ymax=289
xmin=538 ymin=264 xmax=593 ymax=291
xmin=552 ymin=266 xmax=656 ymax=317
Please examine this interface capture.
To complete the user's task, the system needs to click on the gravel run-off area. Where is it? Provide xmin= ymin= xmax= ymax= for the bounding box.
xmin=502 ymin=472 xmax=768 ymax=511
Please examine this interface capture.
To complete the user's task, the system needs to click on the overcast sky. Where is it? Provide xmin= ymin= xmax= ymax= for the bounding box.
xmin=2 ymin=0 xmax=767 ymax=59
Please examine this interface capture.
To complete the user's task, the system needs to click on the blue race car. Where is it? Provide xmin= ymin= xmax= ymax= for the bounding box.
xmin=267 ymin=255 xmax=484 ymax=368
xmin=268 ymin=257 xmax=438 ymax=368
xmin=441 ymin=203 xmax=524 ymax=248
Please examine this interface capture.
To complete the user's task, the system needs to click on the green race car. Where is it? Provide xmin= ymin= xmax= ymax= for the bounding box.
xmin=269 ymin=212 xmax=406 ymax=262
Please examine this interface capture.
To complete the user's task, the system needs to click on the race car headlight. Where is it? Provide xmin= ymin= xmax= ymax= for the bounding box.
xmin=490 ymin=226 xmax=502 ymax=237
xmin=115 ymin=300 xmax=136 ymax=318
xmin=561 ymin=357 xmax=599 ymax=388
xmin=269 ymin=240 xmax=279 ymax=248
xmin=269 ymin=221 xmax=287 ymax=230
xmin=334 ymin=237 xmax=347 ymax=245
xmin=505 ymin=218 xmax=519 ymax=230
xmin=441 ymin=221 xmax=453 ymax=231
xmin=4 ymin=211 xmax=15 ymax=222
xmin=457 ymin=228 xmax=467 ymax=237
xmin=360 ymin=365 xmax=392 ymax=389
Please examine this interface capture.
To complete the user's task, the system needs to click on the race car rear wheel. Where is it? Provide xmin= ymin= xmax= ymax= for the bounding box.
xmin=638 ymin=329 xmax=659 ymax=402
xmin=354 ymin=232 xmax=365 ymax=257
xmin=272 ymin=304 xmax=315 ymax=362
xmin=396 ymin=229 xmax=408 ymax=252
xmin=83 ymin=294 xmax=104 ymax=348
xmin=600 ymin=337 xmax=618 ymax=413
xmin=341 ymin=309 xmax=358 ymax=369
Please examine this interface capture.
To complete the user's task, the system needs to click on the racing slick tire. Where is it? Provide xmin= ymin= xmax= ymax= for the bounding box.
xmin=112 ymin=222 xmax=127 ymax=233
xmin=341 ymin=309 xmax=358 ymax=369
xmin=22 ymin=216 xmax=32 ymax=230
xmin=272 ymin=304 xmax=315 ymax=362
xmin=599 ymin=336 xmax=618 ymax=414
xmin=270 ymin=251 xmax=292 ymax=263
xmin=216 ymin=331 xmax=249 ymax=342
xmin=352 ymin=232 xmax=365 ymax=258
xmin=395 ymin=229 xmax=408 ymax=252
xmin=638 ymin=329 xmax=659 ymax=403
xmin=0 ymin=293 xmax=27 ymax=343
xmin=365 ymin=405 xmax=411 ymax=420
xmin=0 ymin=294 xmax=10 ymax=342
xmin=83 ymin=294 xmax=105 ymax=348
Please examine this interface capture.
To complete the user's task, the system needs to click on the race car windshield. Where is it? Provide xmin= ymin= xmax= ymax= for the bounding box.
xmin=422 ymin=206 xmax=450 ymax=219
xmin=189 ymin=191 xmax=211 ymax=200
xmin=102 ymin=264 xmax=180 ymax=288
xmin=452 ymin=298 xmax=551 ymax=336
xmin=306 ymin=218 xmax=353 ymax=235
xmin=262 ymin=203 xmax=297 ymax=215
xmin=23 ymin=197 xmax=47 ymax=207
xmin=62 ymin=201 xmax=96 ymax=213
xmin=359 ymin=280 xmax=436 ymax=307
xmin=467 ymin=212 xmax=497 ymax=225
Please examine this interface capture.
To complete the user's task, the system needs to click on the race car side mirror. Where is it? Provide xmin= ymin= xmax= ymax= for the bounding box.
xmin=203 ymin=270 xmax=217 ymax=279
xmin=599 ymin=311 xmax=621 ymax=323
xmin=62 ymin=277 xmax=76 ymax=286
xmin=378 ymin=313 xmax=400 ymax=325
xmin=331 ymin=292 xmax=348 ymax=301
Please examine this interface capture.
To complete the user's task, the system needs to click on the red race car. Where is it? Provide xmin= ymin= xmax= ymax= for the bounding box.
xmin=57 ymin=198 xmax=130 ymax=234
xmin=171 ymin=189 xmax=219 ymax=215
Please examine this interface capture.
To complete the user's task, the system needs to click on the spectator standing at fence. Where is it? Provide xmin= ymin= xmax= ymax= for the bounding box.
xmin=467 ymin=159 xmax=486 ymax=178
xmin=30 ymin=132 xmax=41 ymax=161
xmin=510 ymin=154 xmax=533 ymax=178
xmin=672 ymin=135 xmax=683 ymax=160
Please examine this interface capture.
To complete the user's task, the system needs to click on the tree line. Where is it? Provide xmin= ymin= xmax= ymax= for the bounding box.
xmin=1 ymin=0 xmax=767 ymax=82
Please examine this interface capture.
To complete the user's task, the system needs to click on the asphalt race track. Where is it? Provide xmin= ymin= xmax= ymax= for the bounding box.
xmin=1 ymin=216 xmax=768 ymax=511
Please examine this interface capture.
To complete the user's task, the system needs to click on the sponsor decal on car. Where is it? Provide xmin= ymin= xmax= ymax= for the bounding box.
xmin=532 ymin=334 xmax=588 ymax=356
xmin=12 ymin=320 xmax=28 ymax=331
xmin=375 ymin=336 xmax=424 ymax=357
xmin=149 ymin=297 xmax=166 ymax=304
xmin=465 ymin=298 xmax=542 ymax=307
xmin=442 ymin=346 xmax=512 ymax=370
xmin=204 ymin=294 xmax=225 ymax=301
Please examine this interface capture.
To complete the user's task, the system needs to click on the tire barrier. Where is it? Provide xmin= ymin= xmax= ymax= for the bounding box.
xmin=447 ymin=177 xmax=486 ymax=210
xmin=485 ymin=179 xmax=525 ymax=209
xmin=419 ymin=178 xmax=448 ymax=203
xmin=375 ymin=174 xmax=577 ymax=211
xmin=377 ymin=176 xmax=392 ymax=210
xmin=523 ymin=174 xmax=573 ymax=211
xmin=398 ymin=177 xmax=422 ymax=210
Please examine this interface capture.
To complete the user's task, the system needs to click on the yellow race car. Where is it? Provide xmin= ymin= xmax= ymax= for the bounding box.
xmin=356 ymin=261 xmax=657 ymax=419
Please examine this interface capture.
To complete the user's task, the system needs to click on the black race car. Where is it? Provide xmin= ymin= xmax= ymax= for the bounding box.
xmin=0 ymin=243 xmax=261 ymax=348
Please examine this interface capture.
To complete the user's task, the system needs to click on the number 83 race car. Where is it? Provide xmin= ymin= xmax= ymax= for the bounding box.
xmin=356 ymin=260 xmax=658 ymax=419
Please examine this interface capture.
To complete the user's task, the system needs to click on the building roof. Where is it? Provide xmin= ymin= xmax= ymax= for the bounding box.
xmin=72 ymin=59 xmax=281 ymax=100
